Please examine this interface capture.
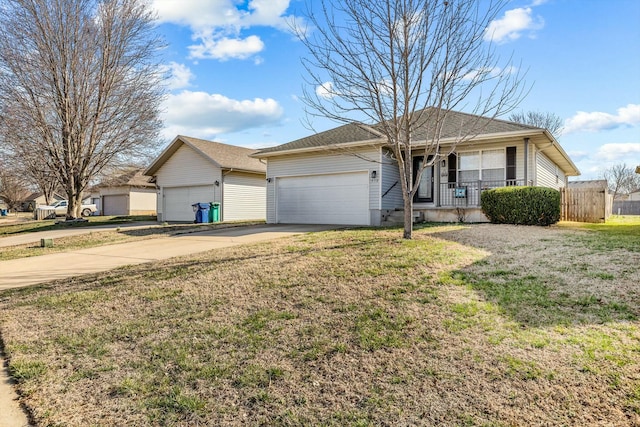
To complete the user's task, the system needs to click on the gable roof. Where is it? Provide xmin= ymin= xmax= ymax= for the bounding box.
xmin=96 ymin=169 xmax=154 ymax=188
xmin=254 ymin=109 xmax=537 ymax=156
xmin=144 ymin=135 xmax=266 ymax=176
xmin=252 ymin=108 xmax=579 ymax=176
xmin=25 ymin=191 xmax=65 ymax=202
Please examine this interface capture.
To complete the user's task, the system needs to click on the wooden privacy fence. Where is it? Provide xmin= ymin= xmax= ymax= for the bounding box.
xmin=560 ymin=187 xmax=612 ymax=223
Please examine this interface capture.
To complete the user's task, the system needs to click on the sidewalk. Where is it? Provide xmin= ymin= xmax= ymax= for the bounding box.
xmin=0 ymin=224 xmax=333 ymax=426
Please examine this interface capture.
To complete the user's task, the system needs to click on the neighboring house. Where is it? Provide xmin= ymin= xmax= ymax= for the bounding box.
xmin=22 ymin=191 xmax=65 ymax=211
xmin=144 ymin=135 xmax=266 ymax=222
xmin=629 ymin=191 xmax=640 ymax=201
xmin=251 ymin=109 xmax=580 ymax=225
xmin=91 ymin=169 xmax=157 ymax=216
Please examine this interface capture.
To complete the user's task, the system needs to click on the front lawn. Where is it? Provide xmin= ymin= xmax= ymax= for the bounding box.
xmin=0 ymin=223 xmax=638 ymax=426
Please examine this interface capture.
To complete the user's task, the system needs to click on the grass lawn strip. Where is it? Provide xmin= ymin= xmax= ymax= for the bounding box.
xmin=0 ymin=215 xmax=158 ymax=236
xmin=0 ymin=223 xmax=638 ymax=426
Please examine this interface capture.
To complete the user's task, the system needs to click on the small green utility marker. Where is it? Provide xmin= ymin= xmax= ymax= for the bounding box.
xmin=41 ymin=238 xmax=54 ymax=248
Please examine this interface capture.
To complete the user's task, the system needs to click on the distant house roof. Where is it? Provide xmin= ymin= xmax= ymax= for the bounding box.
xmin=144 ymin=135 xmax=265 ymax=176
xmin=25 ymin=191 xmax=65 ymax=201
xmin=96 ymin=169 xmax=154 ymax=188
xmin=252 ymin=108 xmax=579 ymax=176
xmin=568 ymin=180 xmax=608 ymax=190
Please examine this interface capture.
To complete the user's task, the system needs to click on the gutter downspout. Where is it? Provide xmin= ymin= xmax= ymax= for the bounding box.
xmin=524 ymin=138 xmax=529 ymax=186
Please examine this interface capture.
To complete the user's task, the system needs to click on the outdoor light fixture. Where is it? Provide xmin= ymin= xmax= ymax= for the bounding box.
xmin=214 ymin=180 xmax=220 ymax=186
xmin=266 ymin=177 xmax=272 ymax=183
xmin=371 ymin=170 xmax=377 ymax=179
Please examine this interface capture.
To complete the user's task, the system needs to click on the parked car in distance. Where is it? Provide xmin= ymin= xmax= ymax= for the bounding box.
xmin=38 ymin=200 xmax=98 ymax=217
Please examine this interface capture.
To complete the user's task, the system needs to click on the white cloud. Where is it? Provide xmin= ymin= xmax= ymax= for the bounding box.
xmin=189 ymin=34 xmax=264 ymax=60
xmin=161 ymin=62 xmax=194 ymax=90
xmin=316 ymin=82 xmax=335 ymax=99
xmin=152 ymin=0 xmax=300 ymax=62
xmin=595 ymin=143 xmax=640 ymax=162
xmin=484 ymin=7 xmax=544 ymax=44
xmin=564 ymin=104 xmax=640 ymax=134
xmin=572 ymin=142 xmax=640 ymax=179
xmin=162 ymin=90 xmax=284 ymax=139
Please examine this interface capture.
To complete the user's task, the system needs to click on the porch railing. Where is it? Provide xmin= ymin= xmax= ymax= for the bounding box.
xmin=439 ymin=179 xmax=526 ymax=207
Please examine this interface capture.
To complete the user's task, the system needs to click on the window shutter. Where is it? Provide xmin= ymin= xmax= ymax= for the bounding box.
xmin=448 ymin=153 xmax=457 ymax=183
xmin=506 ymin=146 xmax=517 ymax=181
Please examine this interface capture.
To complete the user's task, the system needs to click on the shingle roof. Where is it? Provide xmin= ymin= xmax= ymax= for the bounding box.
xmin=568 ymin=180 xmax=608 ymax=189
xmin=255 ymin=123 xmax=383 ymax=155
xmin=97 ymin=169 xmax=154 ymax=188
xmin=253 ymin=108 xmax=539 ymax=156
xmin=145 ymin=135 xmax=266 ymax=176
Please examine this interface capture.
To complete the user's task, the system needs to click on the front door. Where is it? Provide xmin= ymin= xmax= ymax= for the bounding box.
xmin=414 ymin=156 xmax=433 ymax=203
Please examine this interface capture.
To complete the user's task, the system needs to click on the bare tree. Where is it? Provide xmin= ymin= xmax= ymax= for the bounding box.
xmin=603 ymin=163 xmax=640 ymax=200
xmin=298 ymin=0 xmax=526 ymax=238
xmin=0 ymin=170 xmax=31 ymax=212
xmin=0 ymin=0 xmax=165 ymax=219
xmin=0 ymin=129 xmax=60 ymax=206
xmin=508 ymin=110 xmax=564 ymax=139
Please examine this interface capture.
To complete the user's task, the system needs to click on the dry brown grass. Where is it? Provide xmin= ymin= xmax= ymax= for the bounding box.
xmin=0 ymin=224 xmax=638 ymax=426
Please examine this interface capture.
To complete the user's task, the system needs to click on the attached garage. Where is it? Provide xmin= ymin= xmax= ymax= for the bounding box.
xmin=163 ymin=185 xmax=214 ymax=222
xmin=102 ymin=195 xmax=128 ymax=216
xmin=276 ymin=171 xmax=370 ymax=225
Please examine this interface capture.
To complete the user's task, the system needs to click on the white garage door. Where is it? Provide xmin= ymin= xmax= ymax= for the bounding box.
xmin=276 ymin=172 xmax=370 ymax=225
xmin=163 ymin=185 xmax=214 ymax=222
xmin=223 ymin=173 xmax=266 ymax=221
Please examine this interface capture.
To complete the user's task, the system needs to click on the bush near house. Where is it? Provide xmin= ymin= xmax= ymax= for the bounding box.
xmin=481 ymin=186 xmax=561 ymax=226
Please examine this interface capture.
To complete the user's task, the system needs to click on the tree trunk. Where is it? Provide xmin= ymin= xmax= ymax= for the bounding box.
xmin=403 ymin=193 xmax=413 ymax=239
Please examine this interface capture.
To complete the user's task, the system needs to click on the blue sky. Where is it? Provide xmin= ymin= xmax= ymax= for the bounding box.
xmin=151 ymin=0 xmax=640 ymax=180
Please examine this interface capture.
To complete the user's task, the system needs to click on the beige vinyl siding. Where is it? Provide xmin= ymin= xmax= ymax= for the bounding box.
xmin=265 ymin=148 xmax=380 ymax=224
xmin=155 ymin=144 xmax=222 ymax=188
xmin=536 ymin=151 xmax=562 ymax=189
xmin=129 ymin=189 xmax=157 ymax=215
xmin=223 ymin=172 xmax=266 ymax=221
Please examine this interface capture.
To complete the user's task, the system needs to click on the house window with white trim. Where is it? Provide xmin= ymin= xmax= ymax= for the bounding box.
xmin=458 ymin=149 xmax=506 ymax=183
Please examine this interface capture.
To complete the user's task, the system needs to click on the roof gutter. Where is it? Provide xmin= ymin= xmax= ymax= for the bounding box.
xmin=251 ymin=138 xmax=386 ymax=158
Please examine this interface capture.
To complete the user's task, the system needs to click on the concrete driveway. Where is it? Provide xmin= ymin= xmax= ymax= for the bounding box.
xmin=0 ymin=224 xmax=335 ymax=290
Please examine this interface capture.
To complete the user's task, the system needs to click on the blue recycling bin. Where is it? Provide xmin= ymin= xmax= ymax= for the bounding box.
xmin=192 ymin=202 xmax=210 ymax=223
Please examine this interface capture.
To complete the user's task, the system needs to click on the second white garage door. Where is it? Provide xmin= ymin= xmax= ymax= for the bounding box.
xmin=102 ymin=195 xmax=128 ymax=216
xmin=163 ymin=185 xmax=214 ymax=222
xmin=276 ymin=172 xmax=370 ymax=225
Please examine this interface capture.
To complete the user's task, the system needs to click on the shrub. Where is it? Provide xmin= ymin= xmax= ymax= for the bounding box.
xmin=481 ymin=186 xmax=561 ymax=226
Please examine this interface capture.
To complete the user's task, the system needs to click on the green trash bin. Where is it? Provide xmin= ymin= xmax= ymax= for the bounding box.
xmin=209 ymin=202 xmax=220 ymax=223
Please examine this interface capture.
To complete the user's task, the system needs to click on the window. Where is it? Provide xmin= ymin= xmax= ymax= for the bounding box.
xmin=458 ymin=151 xmax=479 ymax=182
xmin=458 ymin=149 xmax=506 ymax=183
xmin=481 ymin=149 xmax=505 ymax=182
